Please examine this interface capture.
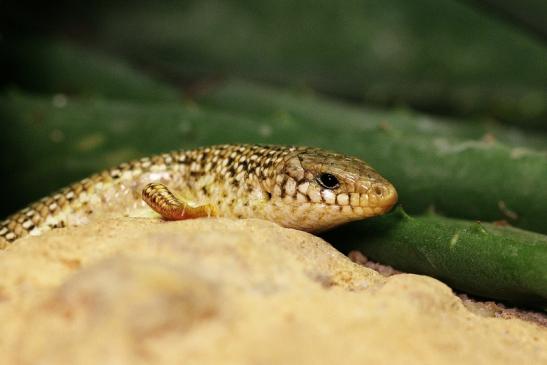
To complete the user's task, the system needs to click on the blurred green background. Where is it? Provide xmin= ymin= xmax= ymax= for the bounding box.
xmin=1 ymin=0 xmax=546 ymax=226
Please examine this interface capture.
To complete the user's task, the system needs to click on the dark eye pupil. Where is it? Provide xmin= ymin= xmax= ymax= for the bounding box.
xmin=318 ymin=173 xmax=339 ymax=189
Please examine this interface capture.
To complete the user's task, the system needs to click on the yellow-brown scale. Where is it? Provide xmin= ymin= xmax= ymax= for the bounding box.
xmin=0 ymin=144 xmax=398 ymax=247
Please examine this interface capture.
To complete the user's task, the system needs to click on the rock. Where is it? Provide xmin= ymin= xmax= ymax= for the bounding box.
xmin=0 ymin=217 xmax=545 ymax=364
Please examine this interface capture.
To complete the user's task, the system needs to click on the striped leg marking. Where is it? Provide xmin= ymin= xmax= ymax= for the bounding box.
xmin=142 ymin=183 xmax=217 ymax=220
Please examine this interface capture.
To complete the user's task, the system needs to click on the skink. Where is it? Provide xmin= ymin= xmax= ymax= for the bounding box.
xmin=0 ymin=144 xmax=398 ymax=246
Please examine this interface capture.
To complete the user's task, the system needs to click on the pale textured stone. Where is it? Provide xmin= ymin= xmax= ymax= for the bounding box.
xmin=0 ymin=217 xmax=545 ymax=365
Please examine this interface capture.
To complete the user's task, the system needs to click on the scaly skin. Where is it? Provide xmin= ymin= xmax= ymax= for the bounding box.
xmin=0 ymin=144 xmax=397 ymax=246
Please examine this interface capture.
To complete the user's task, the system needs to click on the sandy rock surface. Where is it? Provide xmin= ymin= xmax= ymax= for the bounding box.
xmin=0 ymin=217 xmax=545 ymax=365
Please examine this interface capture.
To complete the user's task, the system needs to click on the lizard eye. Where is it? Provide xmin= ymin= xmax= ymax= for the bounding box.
xmin=317 ymin=173 xmax=340 ymax=189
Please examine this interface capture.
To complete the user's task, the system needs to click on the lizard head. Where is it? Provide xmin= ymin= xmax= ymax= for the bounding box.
xmin=268 ymin=147 xmax=398 ymax=232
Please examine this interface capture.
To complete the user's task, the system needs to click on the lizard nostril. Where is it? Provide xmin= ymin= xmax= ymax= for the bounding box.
xmin=378 ymin=184 xmax=398 ymax=208
xmin=374 ymin=186 xmax=383 ymax=196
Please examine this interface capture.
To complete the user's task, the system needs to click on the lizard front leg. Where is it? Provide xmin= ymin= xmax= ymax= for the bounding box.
xmin=142 ymin=183 xmax=217 ymax=220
